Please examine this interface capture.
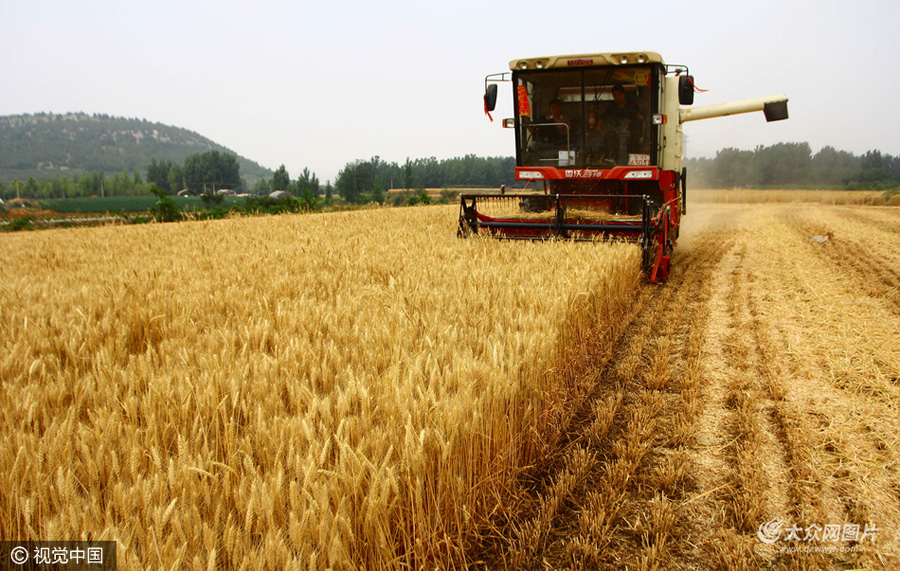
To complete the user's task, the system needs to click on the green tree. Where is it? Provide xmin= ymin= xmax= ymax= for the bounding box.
xmin=272 ymin=165 xmax=290 ymax=191
xmin=25 ymin=177 xmax=40 ymax=197
xmin=149 ymin=185 xmax=180 ymax=222
xmin=252 ymin=178 xmax=271 ymax=195
xmin=113 ymin=168 xmax=135 ymax=195
xmin=336 ymin=161 xmax=361 ymax=203
xmin=811 ymin=146 xmax=859 ymax=187
xmin=167 ymin=163 xmax=185 ymax=193
xmin=713 ymin=148 xmax=754 ymax=187
xmin=294 ymin=167 xmax=319 ymax=196
xmin=371 ymin=175 xmax=385 ymax=204
xmin=183 ymin=150 xmax=241 ymax=194
xmin=847 ymin=150 xmax=897 ymax=190
xmin=147 ymin=158 xmax=175 ymax=191
xmin=297 ymin=186 xmax=318 ymax=211
xmin=753 ymin=142 xmax=811 ymax=186
xmin=200 ymin=192 xmax=225 ymax=209
xmin=403 ymin=157 xmax=415 ymax=190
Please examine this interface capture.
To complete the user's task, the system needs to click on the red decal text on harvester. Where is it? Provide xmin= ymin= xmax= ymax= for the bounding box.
xmin=517 ymin=85 xmax=531 ymax=117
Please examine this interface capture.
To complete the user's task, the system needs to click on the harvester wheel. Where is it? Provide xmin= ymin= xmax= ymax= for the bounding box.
xmin=649 ymin=209 xmax=672 ymax=283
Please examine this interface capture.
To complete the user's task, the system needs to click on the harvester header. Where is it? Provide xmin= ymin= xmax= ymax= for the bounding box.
xmin=461 ymin=51 xmax=789 ymax=282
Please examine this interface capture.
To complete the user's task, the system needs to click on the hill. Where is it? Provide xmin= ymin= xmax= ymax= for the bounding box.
xmin=0 ymin=112 xmax=272 ymax=185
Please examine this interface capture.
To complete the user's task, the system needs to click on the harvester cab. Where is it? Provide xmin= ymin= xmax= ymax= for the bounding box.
xmin=460 ymin=52 xmax=789 ymax=282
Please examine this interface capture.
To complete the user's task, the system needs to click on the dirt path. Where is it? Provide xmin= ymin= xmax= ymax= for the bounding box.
xmin=471 ymin=203 xmax=900 ymax=570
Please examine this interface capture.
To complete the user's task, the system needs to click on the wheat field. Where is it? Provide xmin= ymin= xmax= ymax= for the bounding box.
xmin=0 ymin=206 xmax=641 ymax=568
xmin=4 ymin=195 xmax=898 ymax=570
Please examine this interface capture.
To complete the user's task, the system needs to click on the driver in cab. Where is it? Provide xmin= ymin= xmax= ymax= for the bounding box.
xmin=529 ymin=97 xmax=572 ymax=146
xmin=592 ymin=83 xmax=644 ymax=132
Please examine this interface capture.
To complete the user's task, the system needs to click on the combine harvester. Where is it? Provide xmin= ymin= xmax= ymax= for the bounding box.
xmin=459 ymin=52 xmax=788 ymax=282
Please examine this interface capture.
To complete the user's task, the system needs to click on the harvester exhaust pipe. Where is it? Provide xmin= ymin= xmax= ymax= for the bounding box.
xmin=679 ymin=95 xmax=789 ymax=123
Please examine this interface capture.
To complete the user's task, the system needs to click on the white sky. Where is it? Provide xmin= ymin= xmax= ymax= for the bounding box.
xmin=2 ymin=0 xmax=898 ymax=183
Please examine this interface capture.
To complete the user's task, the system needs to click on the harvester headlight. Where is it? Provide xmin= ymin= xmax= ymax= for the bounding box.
xmin=637 ymin=54 xmax=647 ymax=63
xmin=620 ymin=55 xmax=629 ymax=64
xmin=535 ymin=60 xmax=544 ymax=69
xmin=519 ymin=170 xmax=545 ymax=180
xmin=518 ymin=61 xmax=528 ymax=69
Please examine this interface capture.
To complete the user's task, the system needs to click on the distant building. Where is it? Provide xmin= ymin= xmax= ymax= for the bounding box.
xmin=8 ymin=198 xmax=40 ymax=208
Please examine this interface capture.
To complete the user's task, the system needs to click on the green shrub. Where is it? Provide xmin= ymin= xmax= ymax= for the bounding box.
xmin=7 ymin=217 xmax=35 ymax=232
xmin=200 ymin=192 xmax=225 ymax=209
xmin=149 ymin=185 xmax=181 ymax=222
xmin=406 ymin=191 xmax=431 ymax=206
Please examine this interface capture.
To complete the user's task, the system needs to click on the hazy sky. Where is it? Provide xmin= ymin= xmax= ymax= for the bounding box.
xmin=2 ymin=0 xmax=898 ymax=183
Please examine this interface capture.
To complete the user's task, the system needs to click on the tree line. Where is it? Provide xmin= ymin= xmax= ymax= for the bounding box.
xmin=0 ymin=153 xmax=517 ymax=205
xmin=686 ymin=143 xmax=900 ymax=190
xmin=1 ymin=150 xmax=248 ymax=200
xmin=4 ymin=143 xmax=899 ymax=203
xmin=147 ymin=151 xmax=243 ymax=194
xmin=1 ymin=169 xmax=147 ymax=200
xmin=333 ymin=155 xmax=517 ymax=204
xmin=250 ymin=165 xmax=325 ymax=211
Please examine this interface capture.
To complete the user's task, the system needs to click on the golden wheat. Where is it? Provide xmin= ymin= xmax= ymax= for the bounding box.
xmin=0 ymin=205 xmax=640 ymax=568
xmin=691 ymin=188 xmax=900 ymax=205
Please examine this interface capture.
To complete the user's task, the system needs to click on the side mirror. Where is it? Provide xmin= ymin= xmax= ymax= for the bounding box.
xmin=484 ymin=84 xmax=498 ymax=112
xmin=678 ymin=75 xmax=694 ymax=106
xmin=764 ymin=99 xmax=789 ymax=122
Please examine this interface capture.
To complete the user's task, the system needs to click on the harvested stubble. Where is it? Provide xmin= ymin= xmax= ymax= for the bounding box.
xmin=0 ymin=205 xmax=640 ymax=568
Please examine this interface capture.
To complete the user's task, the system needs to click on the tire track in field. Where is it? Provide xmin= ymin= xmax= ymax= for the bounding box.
xmin=785 ymin=206 xmax=900 ymax=319
xmin=831 ymin=206 xmax=900 ymax=234
xmin=810 ymin=233 xmax=900 ymax=317
xmin=702 ymin=233 xmax=805 ymax=569
xmin=807 ymin=207 xmax=900 ymax=310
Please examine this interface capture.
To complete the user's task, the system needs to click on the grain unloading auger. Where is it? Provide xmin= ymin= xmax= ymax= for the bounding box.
xmin=459 ymin=52 xmax=788 ymax=282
